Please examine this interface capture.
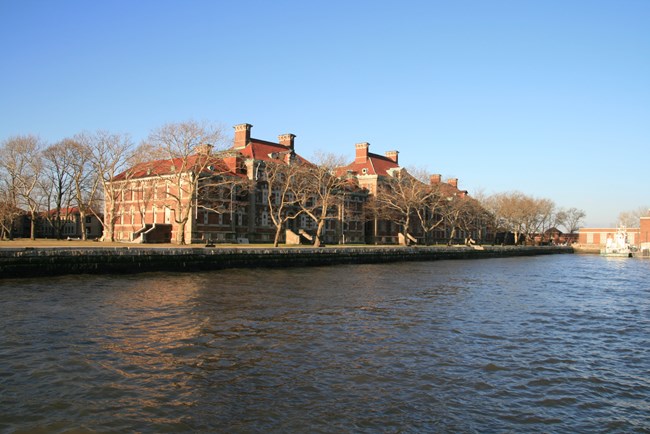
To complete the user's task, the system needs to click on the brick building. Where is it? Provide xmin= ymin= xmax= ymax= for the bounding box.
xmin=38 ymin=207 xmax=103 ymax=239
xmin=336 ymin=142 xmax=484 ymax=245
xmin=107 ymin=122 xmax=489 ymax=245
xmin=109 ymin=146 xmax=237 ymax=243
xmin=637 ymin=215 xmax=650 ymax=257
xmin=577 ymin=210 xmax=650 ymax=252
xmin=578 ymin=227 xmax=641 ymax=248
xmin=109 ymin=123 xmax=367 ymax=244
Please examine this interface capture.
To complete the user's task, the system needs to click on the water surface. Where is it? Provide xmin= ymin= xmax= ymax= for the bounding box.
xmin=1 ymin=255 xmax=649 ymax=432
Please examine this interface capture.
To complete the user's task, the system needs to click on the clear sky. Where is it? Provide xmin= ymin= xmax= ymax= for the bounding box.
xmin=1 ymin=0 xmax=648 ymax=227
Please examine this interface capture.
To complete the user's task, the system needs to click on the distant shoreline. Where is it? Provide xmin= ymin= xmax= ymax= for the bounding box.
xmin=571 ymin=245 xmax=601 ymax=255
xmin=0 ymin=244 xmax=573 ymax=279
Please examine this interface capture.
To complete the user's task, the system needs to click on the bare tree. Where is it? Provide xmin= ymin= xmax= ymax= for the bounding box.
xmin=197 ymin=174 xmax=251 ymax=237
xmin=410 ymin=171 xmax=449 ymax=245
xmin=67 ymin=134 xmax=102 ymax=240
xmin=484 ymin=191 xmax=528 ymax=244
xmin=293 ymin=152 xmax=349 ymax=247
xmin=0 ymin=187 xmax=21 ymax=239
xmin=122 ymin=142 xmax=162 ymax=234
xmin=374 ymin=168 xmax=429 ymax=245
xmin=41 ymin=139 xmax=78 ymax=239
xmin=0 ymin=135 xmax=44 ymax=239
xmin=484 ymin=191 xmax=558 ymax=244
xmin=88 ymin=131 xmax=134 ymax=242
xmin=443 ymin=194 xmax=478 ymax=245
xmin=259 ymin=155 xmax=304 ymax=247
xmin=617 ymin=206 xmax=648 ymax=228
xmin=0 ymin=150 xmax=18 ymax=239
xmin=523 ymin=197 xmax=555 ymax=244
xmin=146 ymin=120 xmax=228 ymax=244
xmin=556 ymin=207 xmax=586 ymax=233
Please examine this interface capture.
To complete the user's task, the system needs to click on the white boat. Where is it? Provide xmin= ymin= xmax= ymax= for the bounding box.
xmin=601 ymin=227 xmax=633 ymax=257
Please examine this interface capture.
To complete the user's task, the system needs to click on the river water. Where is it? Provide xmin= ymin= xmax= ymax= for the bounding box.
xmin=1 ymin=254 xmax=649 ymax=433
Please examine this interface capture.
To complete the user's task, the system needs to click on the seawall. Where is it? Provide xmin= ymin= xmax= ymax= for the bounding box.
xmin=0 ymin=245 xmax=573 ymax=278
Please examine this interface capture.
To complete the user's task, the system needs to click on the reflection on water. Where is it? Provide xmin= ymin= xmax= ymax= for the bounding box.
xmin=1 ymin=255 xmax=650 ymax=432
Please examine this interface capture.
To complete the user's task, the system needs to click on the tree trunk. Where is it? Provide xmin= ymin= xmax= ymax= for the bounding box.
xmin=177 ymin=220 xmax=187 ymax=245
xmin=404 ymin=215 xmax=411 ymax=245
xmin=101 ymin=208 xmax=115 ymax=242
xmin=273 ymin=225 xmax=282 ymax=247
xmin=79 ymin=211 xmax=87 ymax=240
xmin=107 ymin=216 xmax=115 ymax=242
xmin=30 ymin=210 xmax=36 ymax=240
xmin=314 ymin=219 xmax=326 ymax=247
xmin=448 ymin=226 xmax=456 ymax=246
xmin=55 ymin=209 xmax=62 ymax=240
xmin=103 ymin=227 xmax=112 ymax=242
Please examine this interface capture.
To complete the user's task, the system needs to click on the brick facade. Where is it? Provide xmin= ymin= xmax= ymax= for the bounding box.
xmin=110 ymin=124 xmax=367 ymax=244
xmin=578 ymin=227 xmax=641 ymax=247
xmin=109 ymin=123 xmax=486 ymax=245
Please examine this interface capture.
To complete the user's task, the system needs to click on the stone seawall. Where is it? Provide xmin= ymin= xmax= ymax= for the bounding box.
xmin=0 ymin=245 xmax=573 ymax=278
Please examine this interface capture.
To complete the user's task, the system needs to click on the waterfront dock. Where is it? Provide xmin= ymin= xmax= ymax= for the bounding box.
xmin=0 ymin=245 xmax=573 ymax=278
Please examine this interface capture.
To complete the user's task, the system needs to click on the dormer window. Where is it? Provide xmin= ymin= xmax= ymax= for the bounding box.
xmin=362 ymin=168 xmax=368 ymax=174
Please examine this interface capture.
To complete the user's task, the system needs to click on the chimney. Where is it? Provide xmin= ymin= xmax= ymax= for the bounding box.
xmin=447 ymin=178 xmax=458 ymax=188
xmin=278 ymin=133 xmax=296 ymax=151
xmin=385 ymin=150 xmax=399 ymax=164
xmin=355 ymin=142 xmax=370 ymax=164
xmin=233 ymin=123 xmax=252 ymax=149
xmin=195 ymin=143 xmax=213 ymax=155
xmin=430 ymin=174 xmax=442 ymax=185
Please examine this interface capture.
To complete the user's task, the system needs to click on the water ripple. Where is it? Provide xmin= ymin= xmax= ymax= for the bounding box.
xmin=1 ymin=255 xmax=650 ymax=432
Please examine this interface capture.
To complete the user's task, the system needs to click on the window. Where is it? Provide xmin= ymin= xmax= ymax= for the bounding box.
xmin=85 ymin=216 xmax=91 ymax=223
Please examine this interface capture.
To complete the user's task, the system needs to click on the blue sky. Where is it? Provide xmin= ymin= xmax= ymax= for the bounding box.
xmin=1 ymin=0 xmax=648 ymax=227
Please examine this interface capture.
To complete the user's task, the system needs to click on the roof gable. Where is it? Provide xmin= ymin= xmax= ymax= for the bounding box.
xmin=112 ymin=153 xmax=242 ymax=182
xmin=337 ymin=152 xmax=399 ymax=177
xmin=236 ymin=138 xmax=312 ymax=166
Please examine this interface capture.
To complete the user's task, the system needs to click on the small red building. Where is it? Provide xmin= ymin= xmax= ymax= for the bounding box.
xmin=578 ymin=226 xmax=641 ymax=248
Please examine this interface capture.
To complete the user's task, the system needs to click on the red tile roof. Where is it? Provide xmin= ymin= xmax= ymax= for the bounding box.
xmin=237 ymin=139 xmax=312 ymax=165
xmin=112 ymin=154 xmax=243 ymax=181
xmin=46 ymin=207 xmax=81 ymax=215
xmin=336 ymin=152 xmax=400 ymax=177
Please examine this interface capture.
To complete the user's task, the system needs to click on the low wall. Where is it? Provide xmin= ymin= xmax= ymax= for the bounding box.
xmin=0 ymin=245 xmax=573 ymax=279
